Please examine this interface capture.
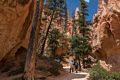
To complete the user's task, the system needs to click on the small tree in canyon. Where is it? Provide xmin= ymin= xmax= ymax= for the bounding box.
xmin=47 ymin=28 xmax=61 ymax=58
xmin=78 ymin=0 xmax=91 ymax=68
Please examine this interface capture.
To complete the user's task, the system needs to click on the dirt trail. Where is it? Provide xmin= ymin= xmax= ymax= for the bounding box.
xmin=47 ymin=66 xmax=89 ymax=80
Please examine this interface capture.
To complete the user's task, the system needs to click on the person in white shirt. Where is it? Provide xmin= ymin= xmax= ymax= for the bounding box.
xmin=69 ymin=59 xmax=74 ymax=73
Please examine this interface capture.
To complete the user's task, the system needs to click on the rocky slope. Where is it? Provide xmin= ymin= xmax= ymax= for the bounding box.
xmin=0 ymin=0 xmax=35 ymax=61
xmin=92 ymin=0 xmax=120 ymax=72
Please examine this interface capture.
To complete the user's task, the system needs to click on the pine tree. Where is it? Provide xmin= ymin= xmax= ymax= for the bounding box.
xmin=47 ymin=28 xmax=60 ymax=58
xmin=71 ymin=0 xmax=91 ymax=69
xmin=64 ymin=0 xmax=68 ymax=32
xmin=78 ymin=0 xmax=91 ymax=68
xmin=40 ymin=0 xmax=66 ymax=55
xmin=79 ymin=0 xmax=88 ymax=35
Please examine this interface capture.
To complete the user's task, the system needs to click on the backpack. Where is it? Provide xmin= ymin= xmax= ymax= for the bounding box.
xmin=74 ymin=61 xmax=78 ymax=66
xmin=75 ymin=62 xmax=78 ymax=66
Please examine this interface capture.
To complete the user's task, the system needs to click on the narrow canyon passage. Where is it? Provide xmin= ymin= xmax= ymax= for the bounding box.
xmin=1 ymin=0 xmax=120 ymax=80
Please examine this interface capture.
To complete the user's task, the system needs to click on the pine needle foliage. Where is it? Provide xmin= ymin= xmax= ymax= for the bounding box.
xmin=48 ymin=28 xmax=61 ymax=58
xmin=71 ymin=0 xmax=91 ymax=58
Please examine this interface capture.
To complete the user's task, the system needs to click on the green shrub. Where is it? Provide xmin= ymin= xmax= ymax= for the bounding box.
xmin=110 ymin=72 xmax=120 ymax=80
xmin=89 ymin=63 xmax=120 ymax=80
xmin=37 ymin=61 xmax=60 ymax=76
xmin=37 ymin=57 xmax=61 ymax=76
xmin=48 ymin=60 xmax=61 ymax=76
xmin=89 ymin=63 xmax=108 ymax=80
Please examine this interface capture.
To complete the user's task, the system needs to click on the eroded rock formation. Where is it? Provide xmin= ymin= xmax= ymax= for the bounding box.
xmin=0 ymin=0 xmax=35 ymax=61
xmin=92 ymin=0 xmax=120 ymax=72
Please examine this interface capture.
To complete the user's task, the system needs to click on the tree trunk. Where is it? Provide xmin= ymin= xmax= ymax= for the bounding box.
xmin=24 ymin=0 xmax=40 ymax=80
xmin=64 ymin=0 xmax=67 ymax=33
xmin=37 ymin=0 xmax=45 ymax=55
xmin=82 ymin=57 xmax=85 ymax=69
xmin=40 ymin=10 xmax=55 ymax=55
xmin=38 ymin=0 xmax=44 ymax=29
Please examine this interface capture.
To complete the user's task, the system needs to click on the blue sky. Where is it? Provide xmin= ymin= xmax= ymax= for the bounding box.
xmin=66 ymin=0 xmax=98 ymax=21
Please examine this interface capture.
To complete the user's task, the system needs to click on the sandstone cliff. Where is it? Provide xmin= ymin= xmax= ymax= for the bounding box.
xmin=0 ymin=0 xmax=36 ymax=61
xmin=92 ymin=0 xmax=120 ymax=72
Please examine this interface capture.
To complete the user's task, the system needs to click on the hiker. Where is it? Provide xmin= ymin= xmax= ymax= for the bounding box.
xmin=69 ymin=59 xmax=74 ymax=73
xmin=74 ymin=59 xmax=79 ymax=73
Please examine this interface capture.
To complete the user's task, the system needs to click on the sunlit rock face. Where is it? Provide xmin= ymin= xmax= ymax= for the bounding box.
xmin=92 ymin=0 xmax=120 ymax=72
xmin=0 ymin=0 xmax=35 ymax=61
xmin=75 ymin=7 xmax=79 ymax=20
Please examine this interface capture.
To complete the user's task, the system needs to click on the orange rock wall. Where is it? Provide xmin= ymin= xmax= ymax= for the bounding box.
xmin=0 ymin=0 xmax=36 ymax=61
xmin=92 ymin=0 xmax=120 ymax=72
